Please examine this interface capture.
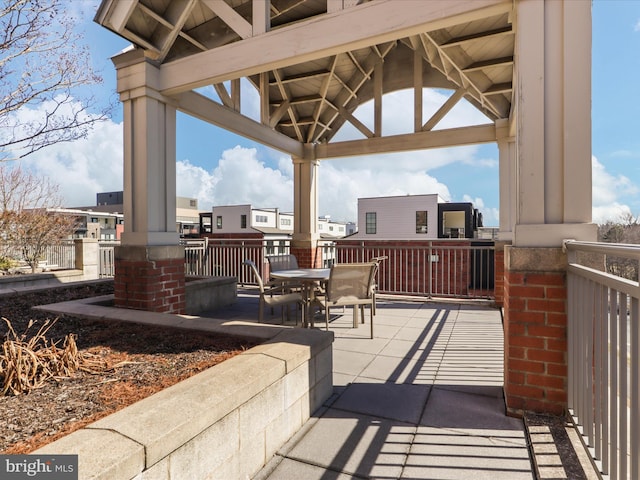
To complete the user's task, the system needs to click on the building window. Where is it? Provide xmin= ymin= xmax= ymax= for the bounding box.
xmin=281 ymin=218 xmax=291 ymax=226
xmin=329 ymin=226 xmax=334 ymax=231
xmin=189 ymin=199 xmax=197 ymax=207
xmin=216 ymin=216 xmax=222 ymax=229
xmin=241 ymin=214 xmax=247 ymax=229
xmin=256 ymin=215 xmax=268 ymax=223
xmin=365 ymin=212 xmax=376 ymax=234
xmin=265 ymin=240 xmax=274 ymax=255
xmin=416 ymin=211 xmax=428 ymax=234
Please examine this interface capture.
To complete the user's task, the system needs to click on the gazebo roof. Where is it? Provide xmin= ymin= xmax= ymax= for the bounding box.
xmin=95 ymin=0 xmax=513 ymax=157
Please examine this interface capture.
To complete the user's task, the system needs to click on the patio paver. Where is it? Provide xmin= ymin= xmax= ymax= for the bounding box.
xmin=247 ymin=293 xmax=535 ymax=480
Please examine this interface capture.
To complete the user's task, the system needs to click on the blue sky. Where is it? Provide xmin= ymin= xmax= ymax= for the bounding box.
xmin=10 ymin=0 xmax=640 ymax=227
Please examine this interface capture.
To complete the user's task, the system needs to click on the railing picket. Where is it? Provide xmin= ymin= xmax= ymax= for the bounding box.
xmin=631 ymin=296 xmax=639 ymax=480
xmin=620 ymin=292 xmax=628 ymax=480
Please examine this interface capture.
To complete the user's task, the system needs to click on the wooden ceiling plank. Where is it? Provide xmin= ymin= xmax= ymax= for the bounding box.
xmin=176 ymin=90 xmax=304 ymax=156
xmin=271 ymin=70 xmax=331 ymax=85
xmin=157 ymin=0 xmax=511 ymax=95
xmin=441 ymin=25 xmax=512 ymax=48
xmin=463 ymin=55 xmax=513 ymax=72
xmin=201 ymin=0 xmax=252 ymax=39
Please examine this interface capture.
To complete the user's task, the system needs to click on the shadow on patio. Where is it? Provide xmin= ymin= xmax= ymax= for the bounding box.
xmin=212 ymin=289 xmax=534 ymax=479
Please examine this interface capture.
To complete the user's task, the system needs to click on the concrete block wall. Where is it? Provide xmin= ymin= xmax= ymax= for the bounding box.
xmin=35 ymin=327 xmax=334 ymax=480
xmin=504 ymin=246 xmax=568 ymax=416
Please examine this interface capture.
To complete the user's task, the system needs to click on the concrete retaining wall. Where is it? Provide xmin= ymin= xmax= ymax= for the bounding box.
xmin=0 ymin=270 xmax=90 ymax=290
xmin=185 ymin=275 xmax=237 ymax=314
xmin=34 ymin=327 xmax=333 ymax=480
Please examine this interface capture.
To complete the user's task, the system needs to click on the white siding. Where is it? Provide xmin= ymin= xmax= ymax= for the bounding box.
xmin=211 ymin=204 xmax=253 ymax=233
xmin=352 ymin=194 xmax=442 ymax=240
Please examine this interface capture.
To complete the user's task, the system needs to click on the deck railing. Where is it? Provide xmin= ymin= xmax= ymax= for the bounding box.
xmin=320 ymin=240 xmax=495 ymax=299
xmin=97 ymin=238 xmax=495 ymax=300
xmin=565 ymin=240 xmax=640 ymax=480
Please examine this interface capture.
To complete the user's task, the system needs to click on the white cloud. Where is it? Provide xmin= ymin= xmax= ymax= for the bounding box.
xmin=592 ymin=155 xmax=638 ymax=224
xmin=178 ymin=146 xmax=294 ymax=211
xmin=18 ymin=117 xmax=124 ymax=207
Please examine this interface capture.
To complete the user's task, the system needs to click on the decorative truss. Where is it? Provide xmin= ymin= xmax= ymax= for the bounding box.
xmin=96 ymin=0 xmax=514 ymax=159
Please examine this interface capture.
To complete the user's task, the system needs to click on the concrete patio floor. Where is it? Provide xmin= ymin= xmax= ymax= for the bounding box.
xmin=210 ymin=289 xmax=535 ymax=479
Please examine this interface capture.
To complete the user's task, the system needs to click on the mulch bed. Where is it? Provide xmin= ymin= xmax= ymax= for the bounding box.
xmin=0 ymin=282 xmax=254 ymax=454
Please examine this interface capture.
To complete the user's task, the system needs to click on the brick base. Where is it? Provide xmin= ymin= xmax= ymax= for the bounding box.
xmin=291 ymin=245 xmax=319 ymax=268
xmin=114 ymin=245 xmax=186 ymax=314
xmin=504 ymin=246 xmax=567 ymax=416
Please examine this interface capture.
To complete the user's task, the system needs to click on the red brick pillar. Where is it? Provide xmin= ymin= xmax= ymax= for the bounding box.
xmin=493 ymin=241 xmax=509 ymax=307
xmin=504 ymin=246 xmax=567 ymax=416
xmin=114 ymin=245 xmax=186 ymax=314
xmin=290 ymin=242 xmax=319 ymax=268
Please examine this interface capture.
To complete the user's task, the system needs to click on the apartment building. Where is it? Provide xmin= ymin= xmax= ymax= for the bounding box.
xmin=73 ymin=191 xmax=204 ymax=237
xmin=347 ymin=194 xmax=483 ymax=240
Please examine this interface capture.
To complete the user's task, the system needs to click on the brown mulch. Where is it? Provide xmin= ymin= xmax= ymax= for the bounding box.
xmin=0 ymin=282 xmax=255 ymax=454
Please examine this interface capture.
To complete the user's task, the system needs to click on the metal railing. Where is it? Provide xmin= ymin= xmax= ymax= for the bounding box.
xmin=320 ymin=240 xmax=495 ymax=299
xmin=97 ymin=238 xmax=495 ymax=299
xmin=43 ymin=241 xmax=75 ymax=270
xmin=98 ymin=241 xmax=119 ymax=278
xmin=565 ymin=240 xmax=640 ymax=480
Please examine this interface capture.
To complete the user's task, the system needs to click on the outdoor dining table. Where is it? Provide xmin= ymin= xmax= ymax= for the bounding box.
xmin=270 ymin=268 xmax=330 ymax=327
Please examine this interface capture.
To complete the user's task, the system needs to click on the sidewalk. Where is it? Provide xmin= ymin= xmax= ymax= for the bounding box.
xmin=253 ymin=297 xmax=534 ymax=480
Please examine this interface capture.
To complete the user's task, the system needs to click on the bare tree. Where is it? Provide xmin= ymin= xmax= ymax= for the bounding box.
xmin=598 ymin=213 xmax=640 ymax=281
xmin=0 ymin=164 xmax=78 ymax=273
xmin=0 ymin=0 xmax=110 ymax=161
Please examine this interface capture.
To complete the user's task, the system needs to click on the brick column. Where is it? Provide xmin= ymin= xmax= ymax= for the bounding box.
xmin=493 ymin=241 xmax=509 ymax=307
xmin=114 ymin=245 xmax=185 ymax=314
xmin=504 ymin=246 xmax=567 ymax=416
xmin=290 ymin=243 xmax=319 ymax=268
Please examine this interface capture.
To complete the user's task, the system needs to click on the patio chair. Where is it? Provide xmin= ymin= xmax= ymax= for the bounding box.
xmin=312 ymin=262 xmax=377 ymax=338
xmin=266 ymin=254 xmax=302 ymax=291
xmin=369 ymin=256 xmax=388 ymax=316
xmin=243 ymin=259 xmax=304 ymax=324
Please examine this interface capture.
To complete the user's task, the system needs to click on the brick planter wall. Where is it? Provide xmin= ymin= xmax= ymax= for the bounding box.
xmin=114 ymin=245 xmax=186 ymax=314
xmin=504 ymin=246 xmax=567 ymax=416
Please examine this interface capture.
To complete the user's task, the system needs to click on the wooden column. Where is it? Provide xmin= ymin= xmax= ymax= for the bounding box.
xmin=292 ymin=156 xmax=320 ymax=267
xmin=112 ymin=50 xmax=185 ymax=313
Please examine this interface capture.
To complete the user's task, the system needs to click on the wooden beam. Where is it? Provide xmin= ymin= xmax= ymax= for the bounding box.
xmin=201 ymin=0 xmax=252 ymax=39
xmin=315 ymin=123 xmax=496 ymax=159
xmin=159 ymin=0 xmax=511 ymax=95
xmin=252 ymin=0 xmax=270 ymax=34
xmin=213 ymin=83 xmax=233 ymax=108
xmin=374 ymin=59 xmax=382 ymax=137
xmin=176 ymin=91 xmax=304 ymax=156
xmin=413 ymin=49 xmax=423 ymax=133
xmin=422 ymin=88 xmax=465 ymax=131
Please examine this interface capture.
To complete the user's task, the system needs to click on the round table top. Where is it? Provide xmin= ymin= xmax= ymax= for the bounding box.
xmin=270 ymin=268 xmax=330 ymax=281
